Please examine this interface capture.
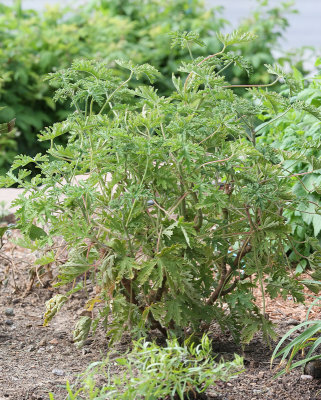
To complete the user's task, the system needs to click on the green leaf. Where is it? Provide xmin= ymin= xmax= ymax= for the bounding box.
xmin=164 ymin=299 xmax=183 ymax=325
xmin=272 ymin=321 xmax=321 ymax=364
xmin=34 ymin=251 xmax=55 ymax=266
xmin=115 ymin=60 xmax=161 ymax=83
xmin=313 ymin=214 xmax=321 ymax=237
xmin=170 ymin=31 xmax=205 ymax=49
xmin=217 ymin=30 xmax=257 ymax=46
xmin=29 ymin=224 xmax=48 ymax=241
xmin=180 ymin=225 xmax=191 ymax=247
xmin=0 ymin=226 xmax=8 ymax=238
xmin=116 ymin=257 xmax=138 ymax=281
xmin=315 ymin=58 xmax=321 ymax=67
xmin=264 ymin=63 xmax=286 ymax=79
xmin=137 ymin=260 xmax=157 ymax=285
xmin=73 ymin=316 xmax=92 ymax=348
xmin=116 ymin=358 xmax=128 ymax=366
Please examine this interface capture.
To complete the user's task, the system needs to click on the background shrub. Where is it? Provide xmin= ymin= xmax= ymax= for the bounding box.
xmin=257 ymin=70 xmax=321 ymax=274
xmin=0 ymin=0 xmax=297 ymax=173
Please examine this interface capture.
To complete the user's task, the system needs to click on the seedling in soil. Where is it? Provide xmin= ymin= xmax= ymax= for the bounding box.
xmin=51 ymin=334 xmax=243 ymax=400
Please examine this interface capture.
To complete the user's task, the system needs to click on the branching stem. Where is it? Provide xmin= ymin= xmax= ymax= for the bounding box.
xmin=184 ymin=46 xmax=226 ymax=91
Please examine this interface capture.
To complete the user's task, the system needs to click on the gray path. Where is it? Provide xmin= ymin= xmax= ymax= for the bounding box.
xmin=206 ymin=0 xmax=321 ymax=50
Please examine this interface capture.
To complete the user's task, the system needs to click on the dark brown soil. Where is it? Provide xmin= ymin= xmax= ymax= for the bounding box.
xmin=1 ymin=224 xmax=321 ymax=400
xmin=206 ymin=337 xmax=321 ymax=400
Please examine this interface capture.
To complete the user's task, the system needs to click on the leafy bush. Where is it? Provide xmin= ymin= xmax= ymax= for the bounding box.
xmin=2 ymin=31 xmax=319 ymax=345
xmin=49 ymin=335 xmax=243 ymax=400
xmin=257 ymin=68 xmax=321 ymax=273
xmin=0 ymin=0 xmax=297 ymax=172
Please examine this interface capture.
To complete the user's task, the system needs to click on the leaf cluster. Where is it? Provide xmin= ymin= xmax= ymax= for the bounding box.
xmin=49 ymin=335 xmax=243 ymax=400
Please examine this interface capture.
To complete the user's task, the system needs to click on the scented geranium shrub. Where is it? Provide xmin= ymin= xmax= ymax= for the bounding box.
xmin=2 ymin=31 xmax=319 ymax=345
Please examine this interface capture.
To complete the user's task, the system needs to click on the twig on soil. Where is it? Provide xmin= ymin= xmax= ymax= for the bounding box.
xmin=35 ymin=266 xmax=45 ymax=287
xmin=0 ymin=252 xmax=19 ymax=291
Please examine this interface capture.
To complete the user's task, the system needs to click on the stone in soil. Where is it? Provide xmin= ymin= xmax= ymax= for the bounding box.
xmin=300 ymin=374 xmax=313 ymax=380
xmin=52 ymin=368 xmax=66 ymax=376
xmin=4 ymin=308 xmax=14 ymax=316
xmin=304 ymin=360 xmax=321 ymax=378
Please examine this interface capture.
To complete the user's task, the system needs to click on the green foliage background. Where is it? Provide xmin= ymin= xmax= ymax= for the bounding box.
xmin=0 ymin=0 xmax=297 ymax=173
xmin=257 ymin=69 xmax=321 ymax=274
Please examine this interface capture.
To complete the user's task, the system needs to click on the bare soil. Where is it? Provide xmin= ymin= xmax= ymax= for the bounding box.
xmin=1 ymin=218 xmax=321 ymax=400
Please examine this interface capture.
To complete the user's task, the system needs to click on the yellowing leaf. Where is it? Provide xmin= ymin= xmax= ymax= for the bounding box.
xmin=85 ymin=297 xmax=103 ymax=312
xmin=43 ymin=294 xmax=67 ymax=326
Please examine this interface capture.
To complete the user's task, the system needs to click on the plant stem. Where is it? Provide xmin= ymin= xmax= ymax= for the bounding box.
xmin=254 ymin=107 xmax=291 ymax=134
xmin=125 ymin=155 xmax=149 ymax=228
xmin=99 ymin=71 xmax=133 ymax=115
xmin=184 ymin=46 xmax=226 ymax=91
xmin=217 ymin=60 xmax=233 ymax=76
xmin=223 ymin=77 xmax=279 ymax=89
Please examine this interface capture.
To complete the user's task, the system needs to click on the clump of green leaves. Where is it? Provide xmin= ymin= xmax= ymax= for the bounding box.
xmin=49 ymin=335 xmax=243 ymax=400
xmin=2 ymin=30 xmax=318 ymax=345
xmin=256 ymin=66 xmax=321 ymax=274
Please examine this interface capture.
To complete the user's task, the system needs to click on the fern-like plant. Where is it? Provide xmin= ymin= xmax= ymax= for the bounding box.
xmin=2 ymin=30 xmax=319 ymax=345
